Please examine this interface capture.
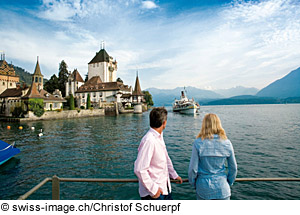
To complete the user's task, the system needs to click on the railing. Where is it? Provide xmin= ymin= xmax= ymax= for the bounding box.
xmin=18 ymin=175 xmax=300 ymax=200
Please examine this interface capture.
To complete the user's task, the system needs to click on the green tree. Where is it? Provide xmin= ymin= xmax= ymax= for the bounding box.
xmin=44 ymin=74 xmax=59 ymax=93
xmin=87 ymin=93 xmax=91 ymax=109
xmin=58 ymin=60 xmax=69 ymax=97
xmin=28 ymin=98 xmax=45 ymax=117
xmin=69 ymin=94 xmax=75 ymax=110
xmin=142 ymin=90 xmax=154 ymax=106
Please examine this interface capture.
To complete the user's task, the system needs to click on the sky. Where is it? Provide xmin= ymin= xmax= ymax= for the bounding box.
xmin=1 ymin=0 xmax=300 ymax=90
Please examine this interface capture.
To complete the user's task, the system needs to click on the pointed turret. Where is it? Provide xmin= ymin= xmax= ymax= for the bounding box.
xmin=132 ymin=73 xmax=144 ymax=96
xmin=32 ymin=56 xmax=44 ymax=91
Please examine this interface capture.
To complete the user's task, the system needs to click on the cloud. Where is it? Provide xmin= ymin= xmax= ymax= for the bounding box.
xmin=2 ymin=0 xmax=300 ymax=90
xmin=141 ymin=1 xmax=158 ymax=9
xmin=38 ymin=0 xmax=78 ymax=21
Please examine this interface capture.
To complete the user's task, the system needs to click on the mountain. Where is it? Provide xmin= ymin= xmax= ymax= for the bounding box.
xmin=204 ymin=95 xmax=281 ymax=106
xmin=146 ymin=86 xmax=223 ymax=106
xmin=256 ymin=67 xmax=300 ymax=98
xmin=214 ymin=86 xmax=259 ymax=98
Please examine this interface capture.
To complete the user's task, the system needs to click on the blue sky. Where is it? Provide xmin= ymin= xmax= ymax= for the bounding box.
xmin=1 ymin=0 xmax=300 ymax=90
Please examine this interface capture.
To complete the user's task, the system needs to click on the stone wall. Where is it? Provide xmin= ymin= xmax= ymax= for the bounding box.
xmin=21 ymin=109 xmax=104 ymax=121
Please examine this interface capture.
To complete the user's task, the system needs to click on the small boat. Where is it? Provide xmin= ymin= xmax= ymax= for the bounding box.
xmin=0 ymin=140 xmax=20 ymax=165
xmin=173 ymin=90 xmax=200 ymax=114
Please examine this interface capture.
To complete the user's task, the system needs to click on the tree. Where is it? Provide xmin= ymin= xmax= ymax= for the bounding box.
xmin=44 ymin=74 xmax=59 ymax=93
xmin=87 ymin=93 xmax=91 ymax=109
xmin=28 ymin=98 xmax=45 ymax=117
xmin=116 ymin=77 xmax=123 ymax=83
xmin=58 ymin=60 xmax=69 ymax=97
xmin=142 ymin=90 xmax=154 ymax=106
xmin=69 ymin=94 xmax=75 ymax=110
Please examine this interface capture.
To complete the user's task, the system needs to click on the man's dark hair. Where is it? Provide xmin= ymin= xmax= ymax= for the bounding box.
xmin=150 ymin=107 xmax=168 ymax=128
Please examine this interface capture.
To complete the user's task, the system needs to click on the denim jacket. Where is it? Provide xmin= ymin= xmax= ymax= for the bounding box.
xmin=188 ymin=135 xmax=237 ymax=199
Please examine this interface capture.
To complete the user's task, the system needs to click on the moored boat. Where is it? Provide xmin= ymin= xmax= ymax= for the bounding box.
xmin=173 ymin=90 xmax=200 ymax=114
xmin=0 ymin=140 xmax=20 ymax=165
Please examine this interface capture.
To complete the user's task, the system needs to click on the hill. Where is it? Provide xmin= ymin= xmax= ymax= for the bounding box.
xmin=8 ymin=64 xmax=48 ymax=86
xmin=214 ymin=86 xmax=259 ymax=98
xmin=13 ymin=65 xmax=33 ymax=85
xmin=204 ymin=95 xmax=280 ymax=106
xmin=256 ymin=67 xmax=300 ymax=98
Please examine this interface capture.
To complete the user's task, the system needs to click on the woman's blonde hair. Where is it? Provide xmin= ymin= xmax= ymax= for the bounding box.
xmin=196 ymin=113 xmax=227 ymax=140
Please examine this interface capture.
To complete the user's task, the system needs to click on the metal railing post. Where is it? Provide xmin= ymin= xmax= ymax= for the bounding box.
xmin=52 ymin=175 xmax=60 ymax=200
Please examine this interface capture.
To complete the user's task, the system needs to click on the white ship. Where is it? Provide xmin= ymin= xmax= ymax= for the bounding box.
xmin=173 ymin=90 xmax=200 ymax=114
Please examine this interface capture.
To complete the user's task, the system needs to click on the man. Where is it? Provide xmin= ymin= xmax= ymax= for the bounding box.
xmin=134 ymin=107 xmax=182 ymax=200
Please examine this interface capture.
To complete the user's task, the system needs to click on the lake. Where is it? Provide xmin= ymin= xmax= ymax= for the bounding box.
xmin=0 ymin=104 xmax=299 ymax=200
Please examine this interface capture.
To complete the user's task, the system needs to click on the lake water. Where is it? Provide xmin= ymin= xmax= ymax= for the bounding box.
xmin=0 ymin=104 xmax=299 ymax=200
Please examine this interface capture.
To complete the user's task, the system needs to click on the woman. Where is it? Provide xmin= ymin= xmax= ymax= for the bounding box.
xmin=188 ymin=113 xmax=237 ymax=200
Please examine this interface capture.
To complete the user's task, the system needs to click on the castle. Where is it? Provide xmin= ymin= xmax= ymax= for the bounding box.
xmin=66 ymin=46 xmax=145 ymax=111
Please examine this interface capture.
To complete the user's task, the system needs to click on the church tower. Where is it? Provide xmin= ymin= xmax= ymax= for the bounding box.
xmin=32 ymin=57 xmax=43 ymax=91
xmin=87 ymin=43 xmax=117 ymax=82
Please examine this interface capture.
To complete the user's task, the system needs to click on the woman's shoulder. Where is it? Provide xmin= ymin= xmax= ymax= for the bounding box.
xmin=193 ymin=138 xmax=204 ymax=148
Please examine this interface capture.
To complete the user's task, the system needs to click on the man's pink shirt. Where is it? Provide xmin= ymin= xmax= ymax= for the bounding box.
xmin=134 ymin=128 xmax=179 ymax=197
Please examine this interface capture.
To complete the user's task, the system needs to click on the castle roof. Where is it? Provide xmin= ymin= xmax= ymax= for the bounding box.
xmin=76 ymin=76 xmax=131 ymax=93
xmin=0 ymin=60 xmax=17 ymax=76
xmin=132 ymin=75 xmax=144 ymax=96
xmin=22 ymin=84 xmax=65 ymax=102
xmin=72 ymin=69 xmax=84 ymax=82
xmin=88 ymin=49 xmax=110 ymax=64
xmin=0 ymin=86 xmax=28 ymax=98
xmin=85 ymin=76 xmax=102 ymax=85
xmin=33 ymin=59 xmax=43 ymax=76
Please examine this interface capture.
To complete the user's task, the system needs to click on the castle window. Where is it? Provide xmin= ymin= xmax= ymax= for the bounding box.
xmin=93 ymin=64 xmax=95 ymax=68
xmin=10 ymin=83 xmax=12 ymax=86
xmin=39 ymin=77 xmax=42 ymax=82
xmin=2 ymin=82 xmax=4 ymax=86
xmin=97 ymin=63 xmax=99 ymax=67
xmin=35 ymin=77 xmax=38 ymax=83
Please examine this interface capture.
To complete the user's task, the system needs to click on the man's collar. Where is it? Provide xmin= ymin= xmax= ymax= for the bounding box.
xmin=150 ymin=127 xmax=163 ymax=138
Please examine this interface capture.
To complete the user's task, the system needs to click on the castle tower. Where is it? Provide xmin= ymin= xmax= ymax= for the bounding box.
xmin=88 ymin=44 xmax=117 ymax=82
xmin=132 ymin=73 xmax=144 ymax=104
xmin=32 ymin=57 xmax=43 ymax=91
xmin=132 ymin=73 xmax=145 ymax=114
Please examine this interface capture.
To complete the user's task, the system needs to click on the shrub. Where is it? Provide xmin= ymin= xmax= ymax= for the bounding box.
xmin=28 ymin=98 xmax=44 ymax=117
xmin=69 ymin=94 xmax=75 ymax=110
xmin=87 ymin=94 xmax=91 ymax=109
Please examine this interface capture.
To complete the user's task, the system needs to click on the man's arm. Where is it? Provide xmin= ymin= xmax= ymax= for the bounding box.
xmin=166 ymin=150 xmax=182 ymax=184
xmin=134 ymin=140 xmax=159 ymax=196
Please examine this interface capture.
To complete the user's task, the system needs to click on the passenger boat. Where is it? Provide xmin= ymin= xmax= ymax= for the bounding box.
xmin=0 ymin=140 xmax=20 ymax=165
xmin=173 ymin=90 xmax=200 ymax=114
